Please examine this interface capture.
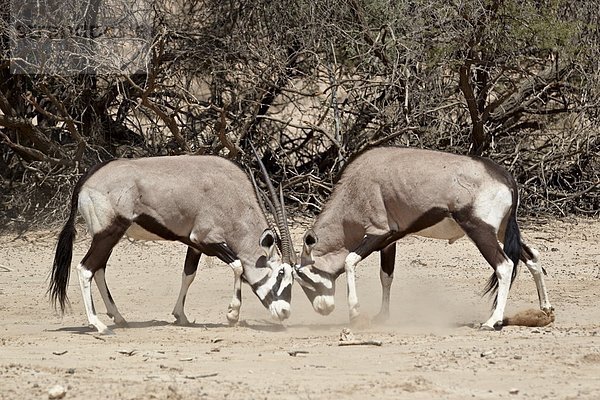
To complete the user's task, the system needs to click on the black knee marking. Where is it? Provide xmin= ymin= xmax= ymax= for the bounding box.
xmin=380 ymin=244 xmax=396 ymax=276
xmin=184 ymin=247 xmax=202 ymax=275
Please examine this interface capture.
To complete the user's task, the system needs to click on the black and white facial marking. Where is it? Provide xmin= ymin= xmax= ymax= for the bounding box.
xmin=294 ymin=264 xmax=337 ymax=315
xmin=249 ymin=262 xmax=293 ymax=320
xmin=294 ymin=230 xmax=338 ymax=315
xmin=248 ymin=230 xmax=293 ymax=321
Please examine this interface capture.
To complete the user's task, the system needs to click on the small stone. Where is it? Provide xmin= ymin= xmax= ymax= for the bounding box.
xmin=48 ymin=384 xmax=66 ymax=399
xmin=339 ymin=328 xmax=355 ymax=342
xmin=509 ymin=388 xmax=519 ymax=395
xmin=480 ymin=350 xmax=494 ymax=357
xmin=514 ymin=355 xmax=522 ymax=360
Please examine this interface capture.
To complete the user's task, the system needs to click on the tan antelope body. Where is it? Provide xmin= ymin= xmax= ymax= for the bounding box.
xmin=296 ymin=147 xmax=552 ymax=330
xmin=50 ymin=155 xmax=294 ymax=334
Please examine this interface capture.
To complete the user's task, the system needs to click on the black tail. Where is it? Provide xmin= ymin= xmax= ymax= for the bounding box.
xmin=48 ymin=160 xmax=115 ymax=312
xmin=483 ymin=206 xmax=521 ymax=307
xmin=49 ymin=188 xmax=79 ymax=313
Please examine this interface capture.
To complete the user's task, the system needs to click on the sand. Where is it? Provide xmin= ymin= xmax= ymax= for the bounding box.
xmin=1 ymin=218 xmax=599 ymax=399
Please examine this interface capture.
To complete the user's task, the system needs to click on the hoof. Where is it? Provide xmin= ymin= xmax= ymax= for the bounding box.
xmin=96 ymin=327 xmax=115 ymax=336
xmin=479 ymin=321 xmax=503 ymax=331
xmin=371 ymin=312 xmax=389 ymax=325
xmin=226 ymin=310 xmax=240 ymax=326
xmin=350 ymin=313 xmax=371 ymax=329
xmin=113 ymin=318 xmax=129 ymax=328
xmin=172 ymin=312 xmax=191 ymax=326
xmin=107 ymin=312 xmax=128 ymax=327
xmin=173 ymin=317 xmax=191 ymax=326
xmin=543 ymin=307 xmax=555 ymax=316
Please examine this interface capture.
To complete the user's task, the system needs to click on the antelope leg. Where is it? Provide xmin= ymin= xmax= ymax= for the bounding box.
xmin=226 ymin=260 xmax=243 ymax=325
xmin=346 ymin=232 xmax=397 ymax=322
xmin=78 ymin=264 xmax=112 ymax=335
xmin=521 ymin=243 xmax=552 ymax=312
xmin=172 ymin=247 xmax=202 ymax=325
xmin=373 ymin=244 xmax=396 ymax=323
xmin=94 ymin=268 xmax=127 ymax=326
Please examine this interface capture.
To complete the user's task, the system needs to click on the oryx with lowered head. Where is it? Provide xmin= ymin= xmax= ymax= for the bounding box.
xmin=295 ymin=146 xmax=552 ymax=330
xmin=49 ymin=154 xmax=295 ymax=334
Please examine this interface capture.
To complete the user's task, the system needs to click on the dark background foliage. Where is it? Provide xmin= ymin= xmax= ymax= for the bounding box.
xmin=1 ymin=0 xmax=598 ymax=232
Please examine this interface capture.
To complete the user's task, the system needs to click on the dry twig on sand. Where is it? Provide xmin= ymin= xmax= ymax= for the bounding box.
xmin=338 ymin=340 xmax=383 ymax=347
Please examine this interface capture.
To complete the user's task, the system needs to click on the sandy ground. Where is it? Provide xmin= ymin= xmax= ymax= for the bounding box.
xmin=1 ymin=218 xmax=599 ymax=400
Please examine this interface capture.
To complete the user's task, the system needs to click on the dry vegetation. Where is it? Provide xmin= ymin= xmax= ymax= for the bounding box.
xmin=1 ymin=0 xmax=599 ymax=231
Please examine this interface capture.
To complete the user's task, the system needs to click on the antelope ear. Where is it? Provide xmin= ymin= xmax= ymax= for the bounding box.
xmin=301 ymin=230 xmax=318 ymax=263
xmin=260 ymin=229 xmax=277 ymax=259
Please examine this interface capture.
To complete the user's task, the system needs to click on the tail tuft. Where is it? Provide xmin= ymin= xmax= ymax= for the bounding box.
xmin=48 ymin=188 xmax=80 ymax=313
xmin=49 ymin=220 xmax=76 ymax=313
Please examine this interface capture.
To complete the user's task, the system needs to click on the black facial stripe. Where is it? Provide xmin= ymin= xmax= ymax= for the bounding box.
xmin=249 ymin=274 xmax=274 ymax=306
xmin=258 ymin=290 xmax=274 ymax=307
xmin=295 ymin=269 xmax=336 ymax=295
xmin=270 ymin=269 xmax=286 ymax=297
xmin=249 ymin=269 xmax=292 ymax=306
xmin=250 ymin=274 xmax=270 ymax=292
xmin=300 ymin=285 xmax=318 ymax=303
xmin=279 ymin=282 xmax=292 ymax=302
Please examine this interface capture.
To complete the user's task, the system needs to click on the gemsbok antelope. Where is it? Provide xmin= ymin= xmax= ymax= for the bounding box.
xmin=295 ymin=146 xmax=552 ymax=330
xmin=49 ymin=155 xmax=295 ymax=334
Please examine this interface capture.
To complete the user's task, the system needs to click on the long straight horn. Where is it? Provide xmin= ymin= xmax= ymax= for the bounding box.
xmin=250 ymin=171 xmax=280 ymax=243
xmin=249 ymin=141 xmax=296 ymax=265
xmin=279 ymin=185 xmax=297 ymax=265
